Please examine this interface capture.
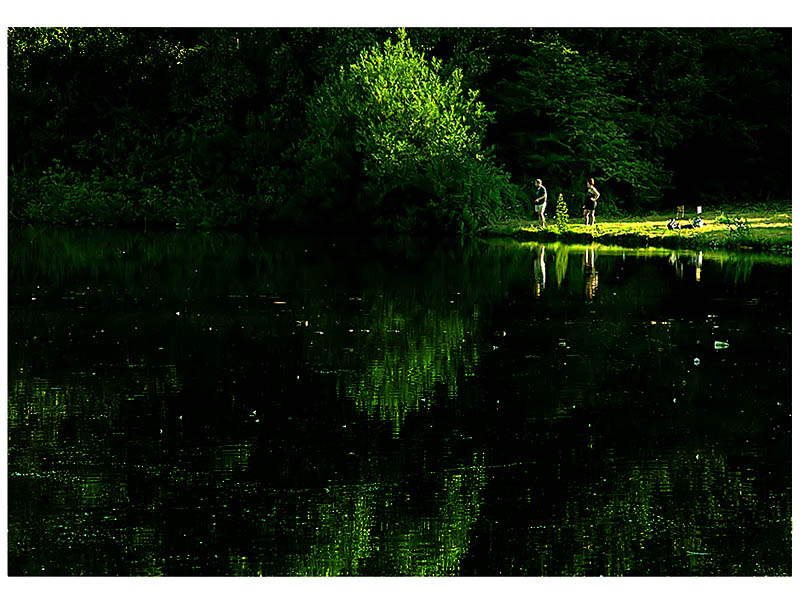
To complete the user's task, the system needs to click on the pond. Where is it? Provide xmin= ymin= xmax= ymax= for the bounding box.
xmin=7 ymin=225 xmax=791 ymax=576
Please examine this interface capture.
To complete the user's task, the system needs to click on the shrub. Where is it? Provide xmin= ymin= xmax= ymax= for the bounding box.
xmin=554 ymin=192 xmax=569 ymax=229
xmin=19 ymin=160 xmax=136 ymax=226
xmin=725 ymin=215 xmax=753 ymax=243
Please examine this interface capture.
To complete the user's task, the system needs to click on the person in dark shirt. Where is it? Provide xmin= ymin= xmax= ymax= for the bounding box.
xmin=583 ymin=178 xmax=600 ymax=226
xmin=533 ymin=179 xmax=548 ymax=227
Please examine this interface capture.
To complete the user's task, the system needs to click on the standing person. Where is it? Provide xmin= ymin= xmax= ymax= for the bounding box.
xmin=533 ymin=179 xmax=548 ymax=227
xmin=583 ymin=178 xmax=600 ymax=226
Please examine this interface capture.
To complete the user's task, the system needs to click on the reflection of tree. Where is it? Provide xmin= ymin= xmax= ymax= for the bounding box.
xmin=376 ymin=462 xmax=487 ymax=576
xmin=292 ymin=240 xmax=535 ymax=431
xmin=282 ymin=459 xmax=487 ymax=576
xmin=10 ymin=227 xmax=789 ymax=577
xmin=714 ymin=253 xmax=755 ymax=285
xmin=553 ymin=244 xmax=569 ymax=288
xmin=336 ymin=305 xmax=479 ymax=432
xmin=524 ymin=448 xmax=790 ymax=576
xmin=9 ymin=226 xmax=534 ymax=433
xmin=10 ymin=340 xmax=489 ymax=576
xmin=8 ymin=376 xmax=179 ymax=575
xmin=9 ymin=226 xmax=510 ymax=576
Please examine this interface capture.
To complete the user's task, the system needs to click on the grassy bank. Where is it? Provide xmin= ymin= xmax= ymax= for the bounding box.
xmin=483 ymin=206 xmax=792 ymax=256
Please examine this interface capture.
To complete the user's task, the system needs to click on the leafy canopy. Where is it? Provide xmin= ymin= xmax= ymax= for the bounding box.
xmin=296 ymin=29 xmax=516 ymax=232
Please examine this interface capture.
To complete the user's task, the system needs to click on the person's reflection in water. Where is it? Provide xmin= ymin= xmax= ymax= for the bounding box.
xmin=669 ymin=251 xmax=683 ymax=280
xmin=533 ymin=245 xmax=546 ymax=297
xmin=668 ymin=251 xmax=702 ymax=282
xmin=583 ymin=246 xmax=599 ymax=300
xmin=695 ymin=251 xmax=703 ymax=282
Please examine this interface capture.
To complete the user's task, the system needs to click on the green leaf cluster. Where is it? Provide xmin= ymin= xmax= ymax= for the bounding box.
xmin=294 ymin=30 xmax=516 ymax=233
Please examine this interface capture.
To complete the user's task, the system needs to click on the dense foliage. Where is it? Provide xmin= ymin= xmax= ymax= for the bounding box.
xmin=7 ymin=27 xmax=790 ymax=232
xmin=294 ymin=31 xmax=517 ymax=232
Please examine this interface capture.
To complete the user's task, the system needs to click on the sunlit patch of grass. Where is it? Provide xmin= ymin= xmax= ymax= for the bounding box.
xmin=486 ymin=205 xmax=791 ymax=255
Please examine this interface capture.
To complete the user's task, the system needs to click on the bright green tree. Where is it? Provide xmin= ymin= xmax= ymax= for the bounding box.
xmin=294 ymin=29 xmax=519 ymax=232
xmin=554 ymin=192 xmax=569 ymax=229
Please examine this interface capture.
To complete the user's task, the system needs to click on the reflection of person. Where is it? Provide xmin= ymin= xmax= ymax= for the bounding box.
xmin=670 ymin=251 xmax=704 ymax=282
xmin=583 ymin=178 xmax=600 ymax=226
xmin=695 ymin=251 xmax=703 ymax=283
xmin=533 ymin=179 xmax=548 ymax=227
xmin=533 ymin=245 xmax=546 ymax=296
xmin=583 ymin=246 xmax=599 ymax=299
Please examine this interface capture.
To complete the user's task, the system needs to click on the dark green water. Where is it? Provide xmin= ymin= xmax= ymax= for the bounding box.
xmin=7 ymin=226 xmax=791 ymax=576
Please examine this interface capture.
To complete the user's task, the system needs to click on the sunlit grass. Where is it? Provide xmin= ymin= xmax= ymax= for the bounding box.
xmin=487 ymin=206 xmax=792 ymax=254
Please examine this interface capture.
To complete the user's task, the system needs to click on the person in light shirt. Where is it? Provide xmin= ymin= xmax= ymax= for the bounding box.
xmin=533 ymin=178 xmax=547 ymax=227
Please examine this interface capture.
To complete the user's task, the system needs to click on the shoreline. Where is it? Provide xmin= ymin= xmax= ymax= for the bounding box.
xmin=481 ymin=208 xmax=792 ymax=256
xmin=9 ymin=206 xmax=792 ymax=257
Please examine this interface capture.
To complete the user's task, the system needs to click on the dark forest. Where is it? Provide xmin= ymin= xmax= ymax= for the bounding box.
xmin=7 ymin=27 xmax=791 ymax=232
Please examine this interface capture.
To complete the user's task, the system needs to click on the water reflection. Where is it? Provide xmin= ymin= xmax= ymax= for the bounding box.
xmin=669 ymin=250 xmax=704 ymax=282
xmin=335 ymin=303 xmax=480 ymax=432
xmin=281 ymin=459 xmax=487 ymax=576
xmin=583 ymin=246 xmax=599 ymax=299
xmin=533 ymin=245 xmax=546 ymax=296
xmin=8 ymin=227 xmax=791 ymax=576
xmin=473 ymin=444 xmax=790 ymax=576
